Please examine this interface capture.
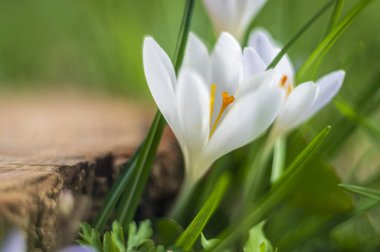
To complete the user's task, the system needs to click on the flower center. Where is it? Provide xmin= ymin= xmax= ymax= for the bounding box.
xmin=280 ymin=74 xmax=293 ymax=96
xmin=209 ymin=84 xmax=235 ymax=137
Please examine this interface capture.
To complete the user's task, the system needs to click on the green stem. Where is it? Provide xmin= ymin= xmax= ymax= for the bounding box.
xmin=168 ymin=177 xmax=197 ymax=223
xmin=271 ymin=137 xmax=286 ymax=183
xmin=243 ymin=137 xmax=275 ymax=205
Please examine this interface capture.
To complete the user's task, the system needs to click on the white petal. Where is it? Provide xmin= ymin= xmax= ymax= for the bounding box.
xmin=310 ymin=70 xmax=345 ymax=115
xmin=211 ymin=32 xmax=242 ymax=94
xmin=248 ymin=29 xmax=277 ymax=66
xmin=203 ymin=85 xmax=284 ymax=164
xmin=182 ymin=32 xmax=211 ymax=83
xmin=238 ymin=0 xmax=267 ymax=38
xmin=210 ymin=32 xmax=243 ymax=125
xmin=203 ymin=0 xmax=239 ymax=37
xmin=236 ymin=69 xmax=275 ymax=99
xmin=143 ymin=37 xmax=182 ymax=141
xmin=177 ymin=69 xmax=210 ymax=164
xmin=248 ymin=28 xmax=295 ymax=84
xmin=274 ymin=82 xmax=318 ymax=134
xmin=203 ymin=0 xmax=267 ymax=39
xmin=242 ymin=47 xmax=266 ymax=79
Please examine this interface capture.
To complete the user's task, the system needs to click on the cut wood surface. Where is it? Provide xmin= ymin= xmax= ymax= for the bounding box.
xmin=0 ymin=91 xmax=182 ymax=251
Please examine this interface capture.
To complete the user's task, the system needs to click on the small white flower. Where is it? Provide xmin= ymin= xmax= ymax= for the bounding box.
xmin=143 ymin=32 xmax=284 ymax=184
xmin=247 ymin=28 xmax=346 ymax=138
xmin=202 ymin=0 xmax=267 ymax=40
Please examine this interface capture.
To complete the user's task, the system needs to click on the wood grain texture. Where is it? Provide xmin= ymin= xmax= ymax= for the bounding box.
xmin=0 ymin=91 xmax=182 ymax=251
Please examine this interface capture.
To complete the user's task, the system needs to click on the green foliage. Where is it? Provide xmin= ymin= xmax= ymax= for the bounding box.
xmin=79 ymin=221 xmax=165 ymax=252
xmin=297 ymin=0 xmax=374 ymax=82
xmin=340 ymin=184 xmax=380 ymax=201
xmin=206 ymin=127 xmax=332 ymax=251
xmin=176 ymin=174 xmax=230 ymax=251
xmin=243 ymin=222 xmax=275 ymax=252
xmin=93 ymin=0 xmax=195 ymax=230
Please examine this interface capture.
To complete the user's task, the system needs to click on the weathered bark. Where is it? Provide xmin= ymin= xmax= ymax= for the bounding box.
xmin=0 ymin=92 xmax=182 ymax=251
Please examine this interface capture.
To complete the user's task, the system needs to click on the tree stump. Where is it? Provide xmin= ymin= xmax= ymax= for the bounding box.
xmin=0 ymin=92 xmax=182 ymax=251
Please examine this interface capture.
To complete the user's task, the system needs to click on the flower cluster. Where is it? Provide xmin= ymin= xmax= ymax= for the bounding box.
xmin=143 ymin=0 xmax=345 ymax=186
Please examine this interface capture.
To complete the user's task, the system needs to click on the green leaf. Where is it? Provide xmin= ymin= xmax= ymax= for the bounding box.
xmin=243 ymin=222 xmax=273 ymax=252
xmin=176 ymin=173 xmax=230 ymax=251
xmin=115 ymin=0 xmax=196 ymax=227
xmin=127 ymin=220 xmax=153 ymax=251
xmin=205 ymin=127 xmax=331 ymax=252
xmin=111 ymin=222 xmax=126 ymax=252
xmin=201 ymin=233 xmax=220 ymax=250
xmin=155 ymin=219 xmax=183 ymax=246
xmin=103 ymin=232 xmax=116 ymax=252
xmin=253 ymin=132 xmax=354 ymax=250
xmin=78 ymin=222 xmax=102 ymax=252
xmin=339 ymin=184 xmax=380 ymax=201
xmin=297 ymin=0 xmax=374 ymax=82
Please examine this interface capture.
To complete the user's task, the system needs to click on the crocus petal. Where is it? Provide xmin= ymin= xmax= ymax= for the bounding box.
xmin=203 ymin=0 xmax=238 ymax=36
xmin=203 ymin=0 xmax=267 ymax=39
xmin=143 ymin=37 xmax=182 ymax=140
xmin=203 ymin=85 xmax=284 ymax=164
xmin=238 ymin=0 xmax=267 ymax=38
xmin=309 ymin=70 xmax=345 ymax=115
xmin=210 ymin=32 xmax=242 ymax=125
xmin=236 ymin=69 xmax=275 ymax=99
xmin=58 ymin=246 xmax=96 ymax=252
xmin=274 ymin=82 xmax=318 ymax=135
xmin=1 ymin=230 xmax=26 ymax=252
xmin=177 ymin=69 xmax=210 ymax=166
xmin=211 ymin=32 xmax=242 ymax=94
xmin=182 ymin=33 xmax=211 ymax=83
xmin=242 ymin=47 xmax=266 ymax=79
xmin=248 ymin=29 xmax=295 ymax=84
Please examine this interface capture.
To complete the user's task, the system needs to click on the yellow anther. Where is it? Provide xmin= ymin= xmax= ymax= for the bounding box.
xmin=279 ymin=74 xmax=293 ymax=96
xmin=280 ymin=75 xmax=288 ymax=87
xmin=286 ymin=84 xmax=293 ymax=96
xmin=210 ymin=84 xmax=217 ymax=124
xmin=209 ymin=90 xmax=235 ymax=137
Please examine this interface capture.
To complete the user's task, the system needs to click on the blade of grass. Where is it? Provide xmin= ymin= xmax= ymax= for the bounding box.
xmin=335 ymin=99 xmax=380 ymax=148
xmin=92 ymin=147 xmax=140 ymax=230
xmin=297 ymin=0 xmax=373 ymax=82
xmin=311 ymin=0 xmax=345 ymax=78
xmin=243 ymin=0 xmax=336 ymax=205
xmin=339 ymin=184 xmax=380 ymax=201
xmin=175 ymin=173 xmax=230 ymax=251
xmin=116 ymin=0 xmax=195 ymax=228
xmin=327 ymin=0 xmax=345 ymax=34
xmin=206 ymin=127 xmax=331 ymax=252
xmin=266 ymin=0 xmax=336 ymax=69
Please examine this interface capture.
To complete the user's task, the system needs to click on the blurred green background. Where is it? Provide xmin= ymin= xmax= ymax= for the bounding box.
xmin=1 ymin=0 xmax=380 ymax=250
xmin=0 ymin=0 xmax=379 ymax=98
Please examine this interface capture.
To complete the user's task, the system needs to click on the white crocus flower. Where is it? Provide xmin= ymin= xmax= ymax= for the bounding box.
xmin=247 ymin=28 xmax=346 ymax=139
xmin=202 ymin=0 xmax=267 ymax=40
xmin=143 ymin=32 xmax=284 ymax=185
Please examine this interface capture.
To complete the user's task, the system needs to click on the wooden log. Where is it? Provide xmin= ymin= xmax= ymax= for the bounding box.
xmin=0 ymin=92 xmax=182 ymax=251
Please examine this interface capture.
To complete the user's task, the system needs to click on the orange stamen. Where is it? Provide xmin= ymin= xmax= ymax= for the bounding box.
xmin=280 ymin=75 xmax=288 ymax=87
xmin=209 ymin=91 xmax=235 ymax=137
